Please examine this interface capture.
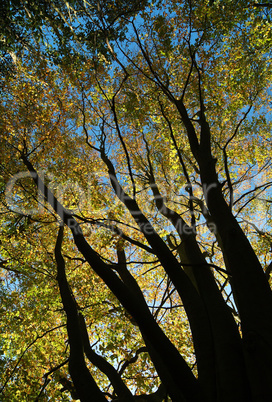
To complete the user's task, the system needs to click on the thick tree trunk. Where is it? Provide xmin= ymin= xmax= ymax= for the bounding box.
xmin=175 ymin=98 xmax=272 ymax=399
xmin=150 ymin=179 xmax=250 ymax=400
xmin=198 ymin=153 xmax=272 ymax=400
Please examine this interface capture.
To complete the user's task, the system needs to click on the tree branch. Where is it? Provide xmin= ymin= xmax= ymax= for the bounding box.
xmin=54 ymin=225 xmax=107 ymax=401
xmin=78 ymin=312 xmax=134 ymax=401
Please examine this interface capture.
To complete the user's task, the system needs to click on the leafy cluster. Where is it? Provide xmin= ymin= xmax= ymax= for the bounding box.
xmin=0 ymin=0 xmax=272 ymax=401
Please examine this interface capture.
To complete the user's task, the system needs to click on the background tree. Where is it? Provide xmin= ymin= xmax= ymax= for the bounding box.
xmin=0 ymin=0 xmax=272 ymax=401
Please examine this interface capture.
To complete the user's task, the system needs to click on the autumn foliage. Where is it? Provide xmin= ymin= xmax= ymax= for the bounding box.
xmin=0 ymin=1 xmax=272 ymax=401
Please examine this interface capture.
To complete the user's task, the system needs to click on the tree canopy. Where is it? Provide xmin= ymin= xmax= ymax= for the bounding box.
xmin=0 ymin=0 xmax=272 ymax=401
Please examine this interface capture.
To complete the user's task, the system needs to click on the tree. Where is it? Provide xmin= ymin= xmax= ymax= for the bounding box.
xmin=0 ymin=0 xmax=272 ymax=401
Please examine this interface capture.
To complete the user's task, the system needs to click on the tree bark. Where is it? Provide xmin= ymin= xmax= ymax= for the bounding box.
xmin=55 ymin=225 xmax=107 ymax=402
xmin=23 ymin=155 xmax=203 ymax=402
